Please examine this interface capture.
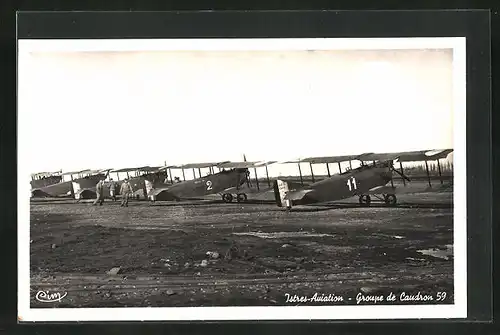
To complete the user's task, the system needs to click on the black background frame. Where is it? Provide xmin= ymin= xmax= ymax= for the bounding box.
xmin=1 ymin=8 xmax=494 ymax=334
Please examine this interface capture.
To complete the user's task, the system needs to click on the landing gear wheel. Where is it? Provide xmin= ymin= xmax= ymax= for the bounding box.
xmin=222 ymin=193 xmax=233 ymax=203
xmin=359 ymin=195 xmax=371 ymax=206
xmin=384 ymin=194 xmax=397 ymax=206
xmin=236 ymin=193 xmax=248 ymax=203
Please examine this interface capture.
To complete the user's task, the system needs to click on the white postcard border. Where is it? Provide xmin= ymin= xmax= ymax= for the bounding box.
xmin=17 ymin=37 xmax=467 ymax=322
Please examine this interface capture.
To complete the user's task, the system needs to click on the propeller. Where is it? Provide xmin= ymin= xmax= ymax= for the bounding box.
xmin=388 ymin=161 xmax=411 ymax=182
xmin=242 ymin=153 xmax=251 ymax=187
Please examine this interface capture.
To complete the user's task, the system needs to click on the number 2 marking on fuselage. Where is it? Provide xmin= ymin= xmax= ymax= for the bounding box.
xmin=206 ymin=180 xmax=213 ymax=190
xmin=346 ymin=176 xmax=358 ymax=191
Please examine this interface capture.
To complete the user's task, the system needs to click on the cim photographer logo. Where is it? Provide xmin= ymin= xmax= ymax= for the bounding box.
xmin=35 ymin=290 xmax=67 ymax=303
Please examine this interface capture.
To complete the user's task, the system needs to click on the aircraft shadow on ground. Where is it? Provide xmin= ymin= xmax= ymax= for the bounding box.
xmin=288 ymin=202 xmax=453 ymax=213
xmin=31 ymin=198 xmax=452 ymax=211
xmin=148 ymin=199 xmax=277 ymax=207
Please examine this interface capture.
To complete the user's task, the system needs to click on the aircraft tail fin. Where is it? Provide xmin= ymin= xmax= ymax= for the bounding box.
xmin=144 ymin=179 xmax=154 ymax=198
xmin=273 ymin=179 xmax=291 ymax=208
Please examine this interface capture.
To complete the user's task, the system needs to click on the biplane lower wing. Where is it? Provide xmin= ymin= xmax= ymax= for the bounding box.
xmin=30 ymin=182 xmax=73 ymax=198
xmin=366 ymin=184 xmax=451 ymax=195
xmin=365 ymin=185 xmax=397 ymax=195
xmin=75 ymin=187 xmax=97 ymax=200
xmin=31 ymin=189 xmax=56 ymax=198
xmin=147 ymin=187 xmax=181 ymax=201
xmin=284 ymin=189 xmax=314 ymax=201
xmin=222 ymin=185 xmax=274 ymax=195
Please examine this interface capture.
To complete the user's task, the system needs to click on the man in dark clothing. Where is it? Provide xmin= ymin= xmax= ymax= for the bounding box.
xmin=92 ymin=179 xmax=105 ymax=206
xmin=109 ymin=178 xmax=117 ymax=201
xmin=120 ymin=179 xmax=134 ymax=207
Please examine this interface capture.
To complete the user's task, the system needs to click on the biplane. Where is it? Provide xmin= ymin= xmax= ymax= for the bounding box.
xmin=71 ymin=169 xmax=113 ymax=199
xmin=107 ymin=166 xmax=167 ymax=199
xmin=273 ymin=149 xmax=453 ymax=210
xmin=30 ymin=169 xmax=110 ymax=198
xmin=146 ymin=159 xmax=276 ymax=203
xmin=30 ymin=170 xmax=63 ymax=190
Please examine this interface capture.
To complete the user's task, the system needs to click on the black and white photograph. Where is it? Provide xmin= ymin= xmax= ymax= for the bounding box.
xmin=17 ymin=37 xmax=466 ymax=321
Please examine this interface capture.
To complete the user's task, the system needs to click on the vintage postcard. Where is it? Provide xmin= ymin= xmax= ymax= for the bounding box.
xmin=17 ymin=37 xmax=466 ymax=321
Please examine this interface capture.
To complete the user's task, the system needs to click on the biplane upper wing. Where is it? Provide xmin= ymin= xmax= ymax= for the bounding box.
xmin=111 ymin=167 xmax=140 ymax=173
xmin=112 ymin=166 xmax=163 ymax=173
xmin=255 ymin=160 xmax=277 ymax=167
xmin=31 ymin=170 xmax=62 ymax=179
xmin=60 ymin=168 xmax=111 ymax=177
xmin=157 ymin=162 xmax=230 ymax=172
xmin=279 ymin=155 xmax=360 ymax=165
xmin=397 ymin=149 xmax=453 ymax=162
xmin=160 ymin=165 xmax=183 ymax=170
xmin=356 ymin=151 xmax=427 ymax=162
xmin=299 ymin=155 xmax=361 ymax=164
xmin=60 ymin=170 xmax=85 ymax=176
xmin=181 ymin=162 xmax=229 ymax=169
xmin=217 ymin=161 xmax=261 ymax=169
xmin=279 ymin=159 xmax=302 ymax=164
xmin=280 ymin=150 xmax=453 ymax=166
xmin=88 ymin=168 xmax=112 ymax=175
xmin=136 ymin=166 xmax=164 ymax=174
xmin=356 ymin=149 xmax=453 ymax=163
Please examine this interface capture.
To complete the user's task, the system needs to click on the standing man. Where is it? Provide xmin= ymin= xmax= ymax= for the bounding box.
xmin=120 ymin=178 xmax=134 ymax=207
xmin=109 ymin=178 xmax=117 ymax=201
xmin=93 ymin=179 xmax=105 ymax=206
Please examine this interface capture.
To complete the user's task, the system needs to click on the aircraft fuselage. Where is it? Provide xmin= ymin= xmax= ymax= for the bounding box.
xmin=31 ymin=173 xmax=107 ymax=198
xmin=145 ymin=168 xmax=248 ymax=201
xmin=276 ymin=163 xmax=393 ymax=207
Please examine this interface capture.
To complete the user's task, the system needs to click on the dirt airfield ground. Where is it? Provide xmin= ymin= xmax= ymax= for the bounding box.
xmin=28 ymin=183 xmax=454 ymax=309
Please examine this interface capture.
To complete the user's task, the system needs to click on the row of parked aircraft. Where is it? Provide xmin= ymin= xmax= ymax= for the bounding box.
xmin=30 ymin=149 xmax=453 ymax=210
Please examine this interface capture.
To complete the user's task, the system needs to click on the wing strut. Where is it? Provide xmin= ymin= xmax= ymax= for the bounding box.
xmin=254 ymin=167 xmax=260 ymax=191
xmin=265 ymin=165 xmax=271 ymax=187
xmin=437 ymin=159 xmax=443 ymax=184
xmin=309 ymin=163 xmax=315 ymax=183
xmin=168 ymin=168 xmax=173 ymax=184
xmin=298 ymin=163 xmax=304 ymax=186
xmin=198 ymin=168 xmax=202 ymax=178
xmin=424 ymin=160 xmax=432 ymax=188
xmin=399 ymin=162 xmax=406 ymax=186
xmin=326 ymin=163 xmax=331 ymax=177
xmin=390 ymin=164 xmax=394 ymax=188
xmin=181 ymin=168 xmax=186 ymax=181
xmin=349 ymin=160 xmax=353 ymax=170
xmin=337 ymin=162 xmax=342 ymax=174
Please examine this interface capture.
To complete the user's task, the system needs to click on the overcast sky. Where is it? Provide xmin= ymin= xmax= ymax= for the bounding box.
xmin=18 ymin=41 xmax=455 ymax=178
